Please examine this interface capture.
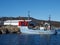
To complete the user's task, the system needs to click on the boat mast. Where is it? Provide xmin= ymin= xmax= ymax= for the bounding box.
xmin=49 ymin=15 xmax=51 ymax=30
xmin=28 ymin=11 xmax=30 ymax=20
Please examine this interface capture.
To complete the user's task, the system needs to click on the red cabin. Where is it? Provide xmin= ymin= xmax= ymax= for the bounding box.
xmin=18 ymin=20 xmax=29 ymax=26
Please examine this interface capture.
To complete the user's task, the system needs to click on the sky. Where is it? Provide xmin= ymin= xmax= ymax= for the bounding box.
xmin=0 ymin=0 xmax=60 ymax=21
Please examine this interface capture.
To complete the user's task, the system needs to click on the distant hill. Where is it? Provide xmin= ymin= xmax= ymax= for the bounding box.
xmin=0 ymin=17 xmax=60 ymax=27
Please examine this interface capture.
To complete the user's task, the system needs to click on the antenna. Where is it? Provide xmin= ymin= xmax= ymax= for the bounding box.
xmin=28 ymin=11 xmax=30 ymax=20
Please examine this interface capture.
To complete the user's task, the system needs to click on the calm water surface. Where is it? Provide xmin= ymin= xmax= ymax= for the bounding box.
xmin=0 ymin=34 xmax=60 ymax=45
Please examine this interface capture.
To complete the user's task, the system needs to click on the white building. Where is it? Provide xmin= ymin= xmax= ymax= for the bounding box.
xmin=4 ymin=20 xmax=31 ymax=26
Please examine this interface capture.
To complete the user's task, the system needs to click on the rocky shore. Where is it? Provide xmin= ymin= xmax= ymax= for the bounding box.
xmin=0 ymin=25 xmax=21 ymax=34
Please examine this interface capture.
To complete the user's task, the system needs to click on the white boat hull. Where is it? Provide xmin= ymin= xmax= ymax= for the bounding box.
xmin=20 ymin=26 xmax=55 ymax=34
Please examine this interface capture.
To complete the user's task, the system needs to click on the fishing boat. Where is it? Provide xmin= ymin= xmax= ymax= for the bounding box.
xmin=19 ymin=20 xmax=56 ymax=34
xmin=19 ymin=13 xmax=56 ymax=34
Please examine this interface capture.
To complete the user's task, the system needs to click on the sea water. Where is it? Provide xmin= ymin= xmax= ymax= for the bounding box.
xmin=0 ymin=30 xmax=60 ymax=45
